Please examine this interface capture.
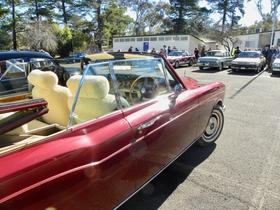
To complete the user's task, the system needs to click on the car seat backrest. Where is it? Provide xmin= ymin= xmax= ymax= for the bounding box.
xmin=28 ymin=70 xmax=71 ymax=126
xmin=67 ymin=75 xmax=129 ymax=123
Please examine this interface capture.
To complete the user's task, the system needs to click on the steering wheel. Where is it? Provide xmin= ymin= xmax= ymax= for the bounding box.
xmin=129 ymin=76 xmax=158 ymax=104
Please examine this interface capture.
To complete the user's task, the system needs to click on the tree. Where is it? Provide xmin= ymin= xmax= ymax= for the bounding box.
xmin=207 ymin=0 xmax=245 ymax=32
xmin=19 ymin=22 xmax=57 ymax=52
xmin=208 ymin=28 xmax=241 ymax=51
xmin=169 ymin=0 xmax=210 ymax=34
xmin=101 ymin=3 xmax=133 ymax=47
xmin=2 ymin=0 xmax=21 ymax=50
xmin=0 ymin=30 xmax=11 ymax=50
xmin=54 ymin=25 xmax=72 ymax=57
xmin=24 ymin=0 xmax=56 ymax=22
xmin=255 ymin=0 xmax=280 ymax=20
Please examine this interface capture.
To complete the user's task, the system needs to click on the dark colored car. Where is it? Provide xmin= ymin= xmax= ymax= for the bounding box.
xmin=0 ymin=51 xmax=53 ymax=95
xmin=0 ymin=52 xmax=225 ymax=210
xmin=167 ymin=50 xmax=195 ymax=68
xmin=62 ymin=52 xmax=86 ymax=63
xmin=0 ymin=51 xmax=78 ymax=96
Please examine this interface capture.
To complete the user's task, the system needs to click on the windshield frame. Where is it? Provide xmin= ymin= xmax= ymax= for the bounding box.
xmin=67 ymin=57 xmax=170 ymax=127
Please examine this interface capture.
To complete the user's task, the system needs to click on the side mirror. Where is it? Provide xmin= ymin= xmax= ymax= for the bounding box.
xmin=169 ymin=84 xmax=182 ymax=108
xmin=174 ymin=84 xmax=183 ymax=96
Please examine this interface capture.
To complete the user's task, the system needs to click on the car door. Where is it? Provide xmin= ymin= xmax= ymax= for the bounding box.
xmin=0 ymin=62 xmax=141 ymax=210
xmin=112 ymin=58 xmax=200 ymax=192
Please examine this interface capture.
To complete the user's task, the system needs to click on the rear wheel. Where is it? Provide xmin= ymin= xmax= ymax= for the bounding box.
xmin=199 ymin=66 xmax=204 ymax=70
xmin=188 ymin=60 xmax=193 ymax=66
xmin=196 ymin=106 xmax=224 ymax=147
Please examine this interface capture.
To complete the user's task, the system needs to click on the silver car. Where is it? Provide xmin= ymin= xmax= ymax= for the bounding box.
xmin=197 ymin=50 xmax=233 ymax=70
xmin=272 ymin=54 xmax=280 ymax=75
xmin=231 ymin=51 xmax=266 ymax=73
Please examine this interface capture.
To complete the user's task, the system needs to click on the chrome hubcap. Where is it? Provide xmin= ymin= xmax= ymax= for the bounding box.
xmin=205 ymin=116 xmax=218 ymax=135
xmin=202 ymin=109 xmax=223 ymax=143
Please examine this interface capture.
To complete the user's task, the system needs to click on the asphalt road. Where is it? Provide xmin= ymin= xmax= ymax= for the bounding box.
xmin=119 ymin=66 xmax=280 ymax=210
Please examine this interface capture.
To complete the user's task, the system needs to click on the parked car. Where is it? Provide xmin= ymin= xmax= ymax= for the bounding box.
xmin=197 ymin=50 xmax=233 ymax=70
xmin=0 ymin=51 xmax=79 ymax=96
xmin=62 ymin=52 xmax=86 ymax=63
xmin=0 ymin=52 xmax=225 ymax=210
xmin=167 ymin=50 xmax=195 ymax=68
xmin=231 ymin=51 xmax=266 ymax=73
xmin=272 ymin=53 xmax=280 ymax=75
xmin=0 ymin=51 xmax=53 ymax=95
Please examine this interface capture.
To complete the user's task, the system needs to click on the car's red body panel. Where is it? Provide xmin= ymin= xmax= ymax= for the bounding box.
xmin=0 ymin=54 xmax=225 ymax=210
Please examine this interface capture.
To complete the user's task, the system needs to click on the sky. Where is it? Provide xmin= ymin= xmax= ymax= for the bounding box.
xmin=130 ymin=0 xmax=275 ymax=27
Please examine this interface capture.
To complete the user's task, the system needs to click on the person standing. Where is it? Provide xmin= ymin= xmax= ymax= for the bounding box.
xmin=262 ymin=45 xmax=273 ymax=72
xmin=194 ymin=48 xmax=199 ymax=60
xmin=167 ymin=46 xmax=171 ymax=55
xmin=200 ymin=46 xmax=206 ymax=57
xmin=163 ymin=45 xmax=168 ymax=56
xmin=235 ymin=46 xmax=241 ymax=58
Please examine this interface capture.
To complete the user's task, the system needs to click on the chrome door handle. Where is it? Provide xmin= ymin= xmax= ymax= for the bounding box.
xmin=137 ymin=116 xmax=161 ymax=131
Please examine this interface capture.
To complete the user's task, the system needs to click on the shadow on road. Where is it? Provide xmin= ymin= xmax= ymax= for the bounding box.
xmin=119 ymin=144 xmax=216 ymax=210
xmin=229 ymin=69 xmax=266 ymax=99
xmin=191 ymin=68 xmax=225 ymax=73
xmin=227 ymin=69 xmax=259 ymax=76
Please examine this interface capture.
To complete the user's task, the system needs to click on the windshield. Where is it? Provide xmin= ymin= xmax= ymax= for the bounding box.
xmin=68 ymin=57 xmax=179 ymax=126
xmin=169 ymin=51 xmax=182 ymax=56
xmin=238 ymin=52 xmax=261 ymax=58
xmin=206 ymin=51 xmax=224 ymax=57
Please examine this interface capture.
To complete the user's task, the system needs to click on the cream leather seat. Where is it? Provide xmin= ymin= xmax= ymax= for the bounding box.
xmin=27 ymin=70 xmax=71 ymax=126
xmin=67 ymin=75 xmax=129 ymax=123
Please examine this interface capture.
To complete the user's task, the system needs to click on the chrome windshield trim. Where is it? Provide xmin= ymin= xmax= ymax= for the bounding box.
xmin=67 ymin=64 xmax=90 ymax=128
xmin=67 ymin=57 xmax=165 ymax=127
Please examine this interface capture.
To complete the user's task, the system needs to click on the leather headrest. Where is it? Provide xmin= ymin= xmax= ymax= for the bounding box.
xmin=67 ymin=75 xmax=109 ymax=99
xmin=28 ymin=70 xmax=58 ymax=89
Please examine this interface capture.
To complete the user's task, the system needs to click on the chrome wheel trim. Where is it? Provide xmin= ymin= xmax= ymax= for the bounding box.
xmin=202 ymin=109 xmax=223 ymax=143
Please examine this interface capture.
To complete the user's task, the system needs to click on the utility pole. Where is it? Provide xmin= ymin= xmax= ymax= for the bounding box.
xmin=270 ymin=9 xmax=277 ymax=46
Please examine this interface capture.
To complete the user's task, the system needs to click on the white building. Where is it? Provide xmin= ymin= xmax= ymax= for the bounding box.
xmin=113 ymin=34 xmax=206 ymax=54
xmin=234 ymin=30 xmax=280 ymax=50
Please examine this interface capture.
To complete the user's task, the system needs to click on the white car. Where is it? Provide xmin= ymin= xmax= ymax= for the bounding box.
xmin=272 ymin=54 xmax=280 ymax=75
xmin=231 ymin=51 xmax=266 ymax=73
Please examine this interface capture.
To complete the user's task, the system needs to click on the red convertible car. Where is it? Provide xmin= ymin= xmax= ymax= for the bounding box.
xmin=0 ymin=52 xmax=225 ymax=210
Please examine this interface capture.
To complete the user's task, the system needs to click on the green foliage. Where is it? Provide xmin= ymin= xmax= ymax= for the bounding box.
xmin=101 ymin=3 xmax=133 ymax=46
xmin=72 ymin=30 xmax=91 ymax=52
xmin=0 ymin=30 xmax=11 ymax=50
xmin=169 ymin=0 xmax=210 ymax=34
xmin=206 ymin=0 xmax=245 ymax=32
xmin=53 ymin=25 xmax=73 ymax=57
